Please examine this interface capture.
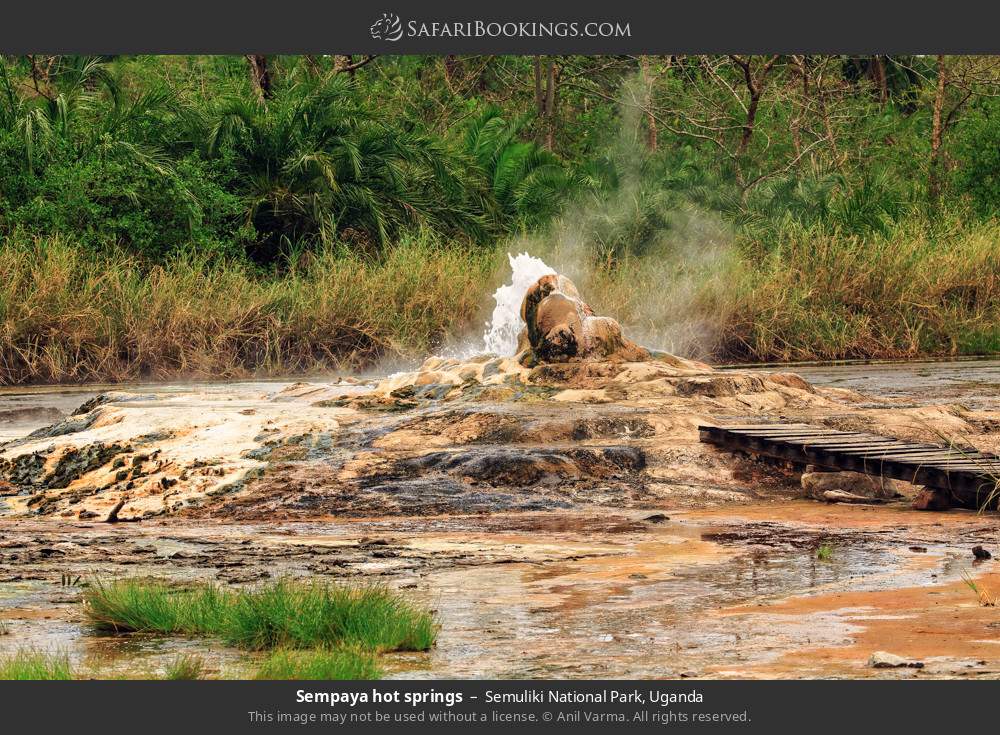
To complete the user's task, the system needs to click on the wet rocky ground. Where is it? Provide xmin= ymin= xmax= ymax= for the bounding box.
xmin=1 ymin=358 xmax=1000 ymax=678
xmin=2 ymin=506 xmax=998 ymax=679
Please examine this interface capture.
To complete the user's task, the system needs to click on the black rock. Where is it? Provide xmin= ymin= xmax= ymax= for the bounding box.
xmin=973 ymin=545 xmax=992 ymax=560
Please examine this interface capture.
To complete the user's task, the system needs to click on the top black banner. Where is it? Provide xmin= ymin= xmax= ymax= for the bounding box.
xmin=3 ymin=0 xmax=1000 ymax=54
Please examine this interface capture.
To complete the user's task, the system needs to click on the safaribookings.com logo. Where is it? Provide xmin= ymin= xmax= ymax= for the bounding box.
xmin=370 ymin=13 xmax=631 ymax=41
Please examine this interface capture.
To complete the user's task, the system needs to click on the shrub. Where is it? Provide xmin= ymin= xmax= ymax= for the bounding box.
xmin=83 ymin=577 xmax=437 ymax=652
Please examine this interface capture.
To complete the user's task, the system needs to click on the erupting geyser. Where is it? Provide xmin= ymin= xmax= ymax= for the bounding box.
xmin=483 ymin=252 xmax=650 ymax=365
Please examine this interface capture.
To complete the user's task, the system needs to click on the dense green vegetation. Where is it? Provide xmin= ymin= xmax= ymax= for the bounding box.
xmin=2 ymin=54 xmax=1000 ymax=382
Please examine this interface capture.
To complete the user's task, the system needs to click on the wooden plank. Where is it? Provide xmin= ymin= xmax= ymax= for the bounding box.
xmin=837 ymin=445 xmax=974 ymax=456
xmin=721 ymin=431 xmax=898 ymax=445
xmin=854 ymin=450 xmax=991 ymax=462
xmin=750 ymin=436 xmax=854 ymax=443
xmin=699 ymin=425 xmax=812 ymax=433
xmin=697 ymin=422 xmax=999 ymax=509
xmin=781 ymin=438 xmax=909 ymax=448
xmin=845 ymin=448 xmax=976 ymax=459
xmin=731 ymin=429 xmax=848 ymax=436
xmin=920 ymin=462 xmax=1000 ymax=471
xmin=894 ymin=461 xmax=999 ymax=471
xmin=821 ymin=446 xmax=935 ymax=455
xmin=725 ymin=426 xmax=840 ymax=433
xmin=718 ymin=425 xmax=838 ymax=432
xmin=781 ymin=444 xmax=913 ymax=454
xmin=855 ymin=460 xmax=996 ymax=471
xmin=775 ymin=434 xmax=887 ymax=442
xmin=723 ymin=431 xmax=846 ymax=439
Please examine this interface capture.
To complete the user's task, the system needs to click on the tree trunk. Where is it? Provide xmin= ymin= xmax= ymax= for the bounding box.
xmin=731 ymin=55 xmax=776 ymax=158
xmin=27 ymin=55 xmax=56 ymax=99
xmin=738 ymin=90 xmax=761 ymax=156
xmin=929 ymin=54 xmax=946 ymax=201
xmin=640 ymin=56 xmax=658 ymax=151
xmin=246 ymin=55 xmax=272 ymax=100
xmin=533 ymin=56 xmax=544 ymax=116
xmin=532 ymin=57 xmax=559 ymax=150
xmin=444 ymin=55 xmax=461 ymax=87
xmin=818 ymin=85 xmax=846 ymax=176
xmin=790 ymin=56 xmax=807 ymax=163
xmin=544 ymin=60 xmax=558 ymax=150
xmin=872 ymin=55 xmax=888 ymax=104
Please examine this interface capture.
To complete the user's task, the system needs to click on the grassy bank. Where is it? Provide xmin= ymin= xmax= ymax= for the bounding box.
xmin=0 ymin=646 xmax=383 ymax=681
xmin=3 ymin=222 xmax=1000 ymax=385
xmin=593 ymin=218 xmax=1000 ymax=363
xmin=3 ymin=55 xmax=1000 ymax=383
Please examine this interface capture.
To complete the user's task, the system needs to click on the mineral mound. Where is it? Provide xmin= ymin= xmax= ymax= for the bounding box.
xmin=518 ymin=273 xmax=650 ymax=364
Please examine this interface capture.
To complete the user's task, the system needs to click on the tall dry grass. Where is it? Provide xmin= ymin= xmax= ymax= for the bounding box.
xmin=3 ymin=221 xmax=1000 ymax=385
xmin=0 ymin=233 xmax=497 ymax=384
xmin=542 ymin=220 xmax=1000 ymax=363
xmin=720 ymin=222 xmax=1000 ymax=362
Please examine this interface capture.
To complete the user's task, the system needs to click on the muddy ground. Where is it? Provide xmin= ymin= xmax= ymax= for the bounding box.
xmin=1 ymin=358 xmax=999 ymax=679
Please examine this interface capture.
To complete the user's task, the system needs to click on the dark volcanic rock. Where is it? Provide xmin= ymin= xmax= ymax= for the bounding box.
xmin=973 ymin=545 xmax=992 ymax=560
xmin=396 ymin=446 xmax=646 ymax=487
xmin=26 ymin=413 xmax=98 ymax=440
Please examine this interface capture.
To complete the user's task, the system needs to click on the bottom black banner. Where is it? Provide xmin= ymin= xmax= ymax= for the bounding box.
xmin=2 ymin=679 xmax=994 ymax=733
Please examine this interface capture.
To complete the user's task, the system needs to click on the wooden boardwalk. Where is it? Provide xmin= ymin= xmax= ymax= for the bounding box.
xmin=698 ymin=423 xmax=1000 ymax=509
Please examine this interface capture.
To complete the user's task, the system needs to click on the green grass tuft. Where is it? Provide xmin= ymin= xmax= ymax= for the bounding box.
xmin=816 ymin=544 xmax=834 ymax=561
xmin=83 ymin=578 xmax=437 ymax=652
xmin=164 ymin=654 xmax=207 ymax=680
xmin=254 ymin=648 xmax=382 ymax=680
xmin=962 ymin=571 xmax=998 ymax=607
xmin=0 ymin=650 xmax=73 ymax=680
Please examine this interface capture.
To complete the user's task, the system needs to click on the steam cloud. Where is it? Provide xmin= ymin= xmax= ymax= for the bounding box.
xmin=475 ymin=73 xmax=736 ymax=361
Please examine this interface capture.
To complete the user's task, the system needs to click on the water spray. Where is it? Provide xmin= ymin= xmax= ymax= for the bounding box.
xmin=481 ymin=252 xmax=556 ymax=357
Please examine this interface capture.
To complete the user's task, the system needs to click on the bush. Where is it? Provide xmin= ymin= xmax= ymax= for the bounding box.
xmin=83 ymin=577 xmax=438 ymax=652
xmin=952 ymin=97 xmax=1000 ymax=216
xmin=0 ymin=147 xmax=247 ymax=259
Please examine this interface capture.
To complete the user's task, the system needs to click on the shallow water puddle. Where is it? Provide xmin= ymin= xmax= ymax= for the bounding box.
xmin=1 ymin=505 xmax=998 ymax=678
xmin=378 ymin=507 xmax=1000 ymax=678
